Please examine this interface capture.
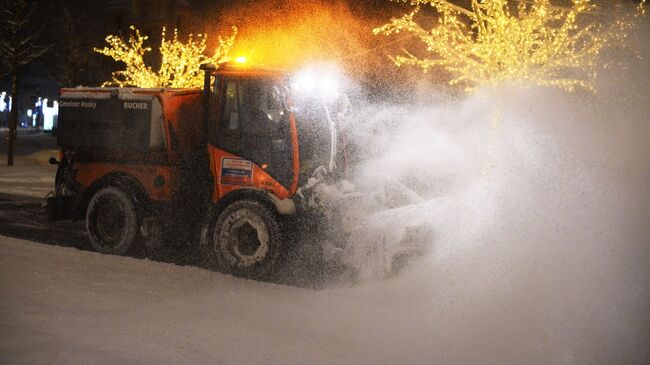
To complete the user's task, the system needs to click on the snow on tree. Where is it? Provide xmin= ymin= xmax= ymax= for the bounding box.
xmin=95 ymin=25 xmax=238 ymax=88
xmin=374 ymin=0 xmax=647 ymax=92
xmin=0 ymin=0 xmax=52 ymax=166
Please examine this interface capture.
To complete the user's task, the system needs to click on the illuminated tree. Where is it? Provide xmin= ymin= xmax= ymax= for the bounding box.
xmin=374 ymin=0 xmax=647 ymax=92
xmin=95 ymin=25 xmax=237 ymax=88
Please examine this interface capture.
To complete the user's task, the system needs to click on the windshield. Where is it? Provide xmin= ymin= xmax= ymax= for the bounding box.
xmin=293 ymin=104 xmax=332 ymax=186
xmin=292 ymin=94 xmax=348 ymax=186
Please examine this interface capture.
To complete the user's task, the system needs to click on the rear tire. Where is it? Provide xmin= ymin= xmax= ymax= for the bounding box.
xmin=201 ymin=199 xmax=283 ymax=279
xmin=86 ymin=187 xmax=139 ymax=255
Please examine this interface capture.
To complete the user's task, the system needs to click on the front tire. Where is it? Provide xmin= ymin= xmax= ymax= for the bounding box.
xmin=86 ymin=187 xmax=139 ymax=255
xmin=201 ymin=199 xmax=283 ymax=279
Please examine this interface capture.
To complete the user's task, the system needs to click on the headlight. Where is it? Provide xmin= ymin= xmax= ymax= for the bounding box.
xmin=291 ymin=64 xmax=342 ymax=100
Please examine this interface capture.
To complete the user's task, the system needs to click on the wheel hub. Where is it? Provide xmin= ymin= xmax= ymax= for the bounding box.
xmin=95 ymin=197 xmax=126 ymax=247
xmin=219 ymin=209 xmax=270 ymax=267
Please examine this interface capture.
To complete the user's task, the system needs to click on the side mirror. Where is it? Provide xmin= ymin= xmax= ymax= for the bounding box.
xmin=49 ymin=157 xmax=59 ymax=165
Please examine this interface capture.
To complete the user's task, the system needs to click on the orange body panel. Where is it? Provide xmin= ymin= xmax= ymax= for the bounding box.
xmin=158 ymin=91 xmax=203 ymax=163
xmin=74 ymin=162 xmax=174 ymax=202
xmin=287 ymin=101 xmax=300 ymax=196
xmin=208 ymin=146 xmax=291 ymax=201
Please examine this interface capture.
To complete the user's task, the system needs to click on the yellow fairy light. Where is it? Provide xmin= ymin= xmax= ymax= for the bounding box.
xmin=374 ymin=0 xmax=647 ymax=92
xmin=95 ymin=25 xmax=238 ymax=88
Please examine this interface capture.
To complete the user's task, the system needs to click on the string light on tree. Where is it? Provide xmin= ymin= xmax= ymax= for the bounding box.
xmin=95 ymin=25 xmax=237 ymax=88
xmin=374 ymin=0 xmax=647 ymax=92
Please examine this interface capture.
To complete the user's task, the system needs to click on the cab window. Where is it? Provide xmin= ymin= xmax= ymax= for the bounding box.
xmin=212 ymin=77 xmax=293 ymax=189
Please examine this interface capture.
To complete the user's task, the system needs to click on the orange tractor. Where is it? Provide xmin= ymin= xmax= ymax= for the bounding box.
xmin=47 ymin=63 xmax=427 ymax=279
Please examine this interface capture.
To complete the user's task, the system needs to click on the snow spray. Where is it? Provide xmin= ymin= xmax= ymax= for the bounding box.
xmin=329 ymin=18 xmax=650 ymax=364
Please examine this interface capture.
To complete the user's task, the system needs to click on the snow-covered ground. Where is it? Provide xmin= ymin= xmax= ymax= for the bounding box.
xmin=0 ymin=162 xmax=56 ymax=198
xmin=2 ymin=235 xmax=392 ymax=365
xmin=0 ymin=132 xmax=57 ymax=198
xmin=4 ymin=233 xmax=583 ymax=365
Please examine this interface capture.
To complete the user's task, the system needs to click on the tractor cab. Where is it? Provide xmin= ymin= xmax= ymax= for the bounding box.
xmin=201 ymin=62 xmax=348 ymax=204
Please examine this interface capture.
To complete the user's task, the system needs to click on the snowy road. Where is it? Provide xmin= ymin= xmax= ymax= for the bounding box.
xmin=1 ymin=235 xmax=338 ymax=365
xmin=0 ymin=235 xmax=449 ymax=365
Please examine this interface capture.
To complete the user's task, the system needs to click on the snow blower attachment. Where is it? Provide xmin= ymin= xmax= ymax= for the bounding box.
xmin=300 ymin=172 xmax=434 ymax=280
xmin=46 ymin=62 xmax=431 ymax=280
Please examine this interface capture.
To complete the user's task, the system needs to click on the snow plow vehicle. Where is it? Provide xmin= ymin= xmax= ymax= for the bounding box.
xmin=47 ymin=62 xmax=429 ymax=279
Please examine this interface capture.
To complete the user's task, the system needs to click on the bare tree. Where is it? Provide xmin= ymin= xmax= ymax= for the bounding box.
xmin=0 ymin=0 xmax=51 ymax=166
xmin=52 ymin=7 xmax=91 ymax=87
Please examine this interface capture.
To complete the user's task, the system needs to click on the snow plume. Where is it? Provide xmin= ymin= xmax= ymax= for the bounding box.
xmin=332 ymin=21 xmax=650 ymax=363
